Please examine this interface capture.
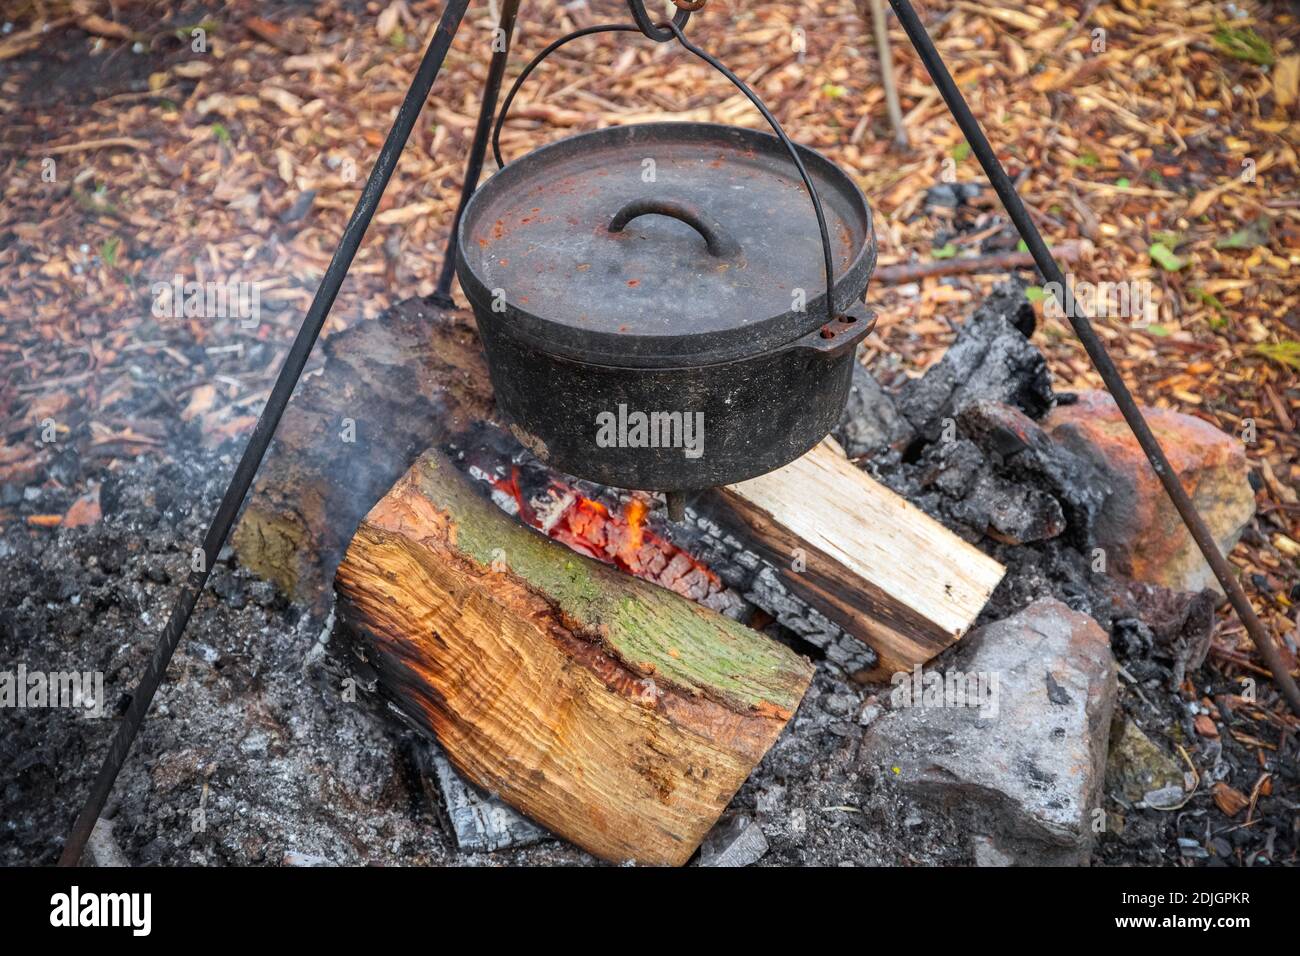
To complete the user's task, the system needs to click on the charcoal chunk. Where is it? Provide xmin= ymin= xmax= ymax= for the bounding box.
xmin=897 ymin=280 xmax=1052 ymax=435
xmin=833 ymin=361 xmax=915 ymax=459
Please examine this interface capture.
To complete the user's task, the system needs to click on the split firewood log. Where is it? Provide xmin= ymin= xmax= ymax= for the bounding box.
xmin=698 ymin=439 xmax=1006 ymax=680
xmin=333 ymin=449 xmax=815 ymax=866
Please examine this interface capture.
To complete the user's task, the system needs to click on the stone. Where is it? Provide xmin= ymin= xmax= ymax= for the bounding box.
xmin=1045 ymin=390 xmax=1255 ymax=594
xmin=1142 ymin=785 xmax=1186 ymax=810
xmin=1105 ymin=715 xmax=1185 ymax=805
xmin=925 ymin=181 xmax=985 ymax=209
xmin=695 ymin=814 xmax=770 ymax=867
xmin=858 ymin=598 xmax=1117 ymax=865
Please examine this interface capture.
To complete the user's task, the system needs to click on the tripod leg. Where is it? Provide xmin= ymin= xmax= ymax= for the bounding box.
xmin=887 ymin=0 xmax=1300 ymax=718
xmin=57 ymin=0 xmax=475 ymax=866
xmin=433 ymin=0 xmax=523 ymax=307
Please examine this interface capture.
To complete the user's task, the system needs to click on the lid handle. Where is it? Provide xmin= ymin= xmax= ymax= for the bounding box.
xmin=608 ymin=199 xmax=742 ymax=259
xmin=490 ymin=21 xmax=844 ymax=325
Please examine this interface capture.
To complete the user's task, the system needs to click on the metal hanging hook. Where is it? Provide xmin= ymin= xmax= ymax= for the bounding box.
xmin=626 ymin=0 xmax=691 ymax=42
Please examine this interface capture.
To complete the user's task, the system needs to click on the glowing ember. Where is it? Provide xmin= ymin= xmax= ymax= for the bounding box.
xmin=486 ymin=470 xmax=719 ymax=599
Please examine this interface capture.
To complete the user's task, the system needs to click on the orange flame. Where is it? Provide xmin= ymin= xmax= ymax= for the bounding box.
xmin=485 ymin=469 xmax=718 ymax=591
xmin=625 ymin=498 xmax=647 ymax=552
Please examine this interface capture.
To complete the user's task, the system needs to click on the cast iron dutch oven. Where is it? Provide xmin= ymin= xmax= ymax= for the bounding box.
xmin=456 ymin=121 xmax=877 ymax=494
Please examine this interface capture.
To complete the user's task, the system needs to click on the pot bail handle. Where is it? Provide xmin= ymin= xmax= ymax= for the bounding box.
xmin=608 ymin=199 xmax=742 ymax=259
xmin=490 ymin=21 xmax=844 ymax=325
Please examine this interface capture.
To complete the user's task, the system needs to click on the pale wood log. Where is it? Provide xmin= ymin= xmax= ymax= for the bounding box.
xmin=701 ymin=439 xmax=1006 ymax=681
xmin=333 ymin=449 xmax=815 ymax=866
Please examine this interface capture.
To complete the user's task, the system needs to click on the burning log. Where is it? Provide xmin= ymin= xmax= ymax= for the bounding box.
xmin=332 ymin=449 xmax=815 ymax=866
xmin=467 ymin=445 xmax=750 ymax=620
xmin=232 ymin=299 xmax=495 ymax=606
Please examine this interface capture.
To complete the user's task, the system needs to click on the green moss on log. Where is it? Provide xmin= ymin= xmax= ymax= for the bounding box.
xmin=231 ymin=508 xmax=309 ymax=598
xmin=410 ymin=452 xmax=811 ymax=716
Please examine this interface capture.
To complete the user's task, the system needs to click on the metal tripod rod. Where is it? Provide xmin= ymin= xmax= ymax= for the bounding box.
xmin=434 ymin=0 xmax=522 ymax=305
xmin=57 ymin=0 xmax=474 ymax=867
xmin=887 ymin=0 xmax=1300 ymax=717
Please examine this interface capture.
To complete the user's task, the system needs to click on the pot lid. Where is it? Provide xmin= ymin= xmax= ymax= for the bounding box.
xmin=457 ymin=123 xmax=876 ymax=368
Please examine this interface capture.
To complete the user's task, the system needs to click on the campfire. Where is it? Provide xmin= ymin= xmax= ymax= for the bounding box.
xmin=4 ymin=0 xmax=1294 ymax=887
xmin=314 ymin=305 xmax=1005 ymax=866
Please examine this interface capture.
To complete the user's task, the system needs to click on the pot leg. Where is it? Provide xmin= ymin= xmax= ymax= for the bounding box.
xmin=432 ymin=0 xmax=523 ymax=307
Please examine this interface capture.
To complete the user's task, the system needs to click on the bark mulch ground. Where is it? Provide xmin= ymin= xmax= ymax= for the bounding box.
xmin=1 ymin=0 xmax=1297 ymax=864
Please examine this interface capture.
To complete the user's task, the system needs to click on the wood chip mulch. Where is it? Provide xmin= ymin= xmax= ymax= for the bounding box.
xmin=1 ymin=0 xmax=1297 ymax=795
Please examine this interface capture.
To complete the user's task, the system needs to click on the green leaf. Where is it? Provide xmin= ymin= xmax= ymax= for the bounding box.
xmin=1213 ymin=25 xmax=1275 ymax=66
xmin=1115 ymin=177 xmax=1131 ymax=188
xmin=99 ymin=237 xmax=120 ymax=268
xmin=211 ymin=122 xmax=231 ymax=144
xmin=1017 ymin=239 xmax=1029 ymax=253
xmin=1071 ymin=150 xmax=1100 ymax=167
xmin=175 ymin=20 xmax=218 ymax=40
xmin=1255 ymin=341 xmax=1300 ymax=371
xmin=822 ymin=83 xmax=848 ymax=98
xmin=950 ymin=142 xmax=971 ymax=162
xmin=1149 ymin=242 xmax=1185 ymax=271
xmin=1145 ymin=324 xmax=1169 ymax=337
xmin=1193 ymin=287 xmax=1227 ymax=314
xmin=930 ymin=243 xmax=958 ymax=259
xmin=1025 ymin=285 xmax=1046 ymax=303
xmin=1215 ymin=217 xmax=1270 ymax=250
